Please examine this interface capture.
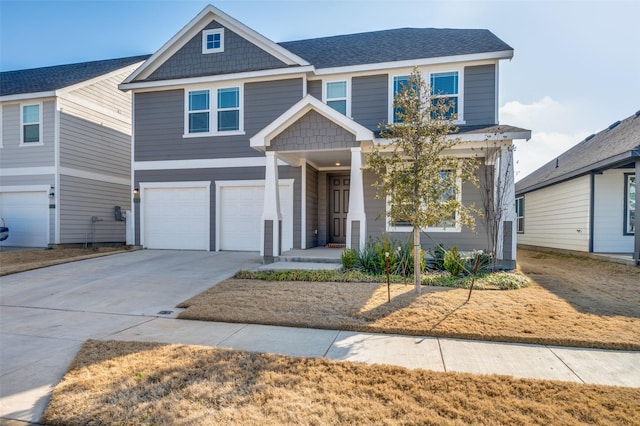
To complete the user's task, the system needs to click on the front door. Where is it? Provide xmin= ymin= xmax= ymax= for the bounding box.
xmin=329 ymin=175 xmax=350 ymax=244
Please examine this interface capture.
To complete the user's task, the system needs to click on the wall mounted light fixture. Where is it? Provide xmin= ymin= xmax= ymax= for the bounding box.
xmin=133 ymin=187 xmax=141 ymax=203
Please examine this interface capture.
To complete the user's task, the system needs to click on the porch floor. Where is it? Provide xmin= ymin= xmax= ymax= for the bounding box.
xmin=280 ymin=246 xmax=343 ymax=264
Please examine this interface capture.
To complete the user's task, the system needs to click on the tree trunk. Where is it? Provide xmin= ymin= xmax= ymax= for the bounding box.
xmin=414 ymin=226 xmax=421 ymax=294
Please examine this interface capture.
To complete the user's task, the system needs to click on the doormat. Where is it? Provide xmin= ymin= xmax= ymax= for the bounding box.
xmin=325 ymin=243 xmax=346 ymax=248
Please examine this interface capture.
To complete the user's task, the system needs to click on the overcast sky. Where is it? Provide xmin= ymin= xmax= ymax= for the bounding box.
xmin=1 ymin=0 xmax=638 ymax=180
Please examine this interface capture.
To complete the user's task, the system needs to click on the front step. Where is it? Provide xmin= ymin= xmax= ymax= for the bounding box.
xmin=279 ymin=255 xmax=341 ymax=264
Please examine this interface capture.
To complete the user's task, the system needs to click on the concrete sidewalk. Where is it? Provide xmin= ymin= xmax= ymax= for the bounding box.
xmin=1 ymin=250 xmax=639 ymax=424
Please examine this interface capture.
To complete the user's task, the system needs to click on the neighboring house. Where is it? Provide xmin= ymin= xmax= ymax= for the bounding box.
xmin=515 ymin=111 xmax=640 ymax=265
xmin=0 ymin=55 xmax=149 ymax=247
xmin=120 ymin=4 xmax=530 ymax=264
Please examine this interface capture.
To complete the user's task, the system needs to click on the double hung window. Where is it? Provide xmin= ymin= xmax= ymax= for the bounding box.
xmin=515 ymin=197 xmax=525 ymax=233
xmin=430 ymin=71 xmax=458 ymax=119
xmin=625 ymin=174 xmax=636 ymax=234
xmin=21 ymin=103 xmax=41 ymax=144
xmin=186 ymin=86 xmax=242 ymax=136
xmin=392 ymin=75 xmax=409 ymax=123
xmin=325 ymin=81 xmax=348 ymax=115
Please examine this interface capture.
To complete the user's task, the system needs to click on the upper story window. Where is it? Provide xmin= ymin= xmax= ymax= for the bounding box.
xmin=430 ymin=71 xmax=459 ymax=119
xmin=392 ymin=75 xmax=409 ymax=124
xmin=185 ymin=85 xmax=243 ymax=137
xmin=202 ymin=28 xmax=224 ymax=54
xmin=624 ymin=174 xmax=635 ymax=235
xmin=515 ymin=197 xmax=525 ymax=234
xmin=21 ymin=103 xmax=42 ymax=144
xmin=324 ymin=81 xmax=348 ymax=116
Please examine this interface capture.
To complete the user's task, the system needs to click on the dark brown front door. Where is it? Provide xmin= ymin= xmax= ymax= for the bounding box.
xmin=329 ymin=175 xmax=349 ymax=244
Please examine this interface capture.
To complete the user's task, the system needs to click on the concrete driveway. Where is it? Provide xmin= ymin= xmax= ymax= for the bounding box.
xmin=0 ymin=249 xmax=261 ymax=424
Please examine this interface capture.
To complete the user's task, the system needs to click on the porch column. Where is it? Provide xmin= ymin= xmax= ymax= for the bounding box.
xmin=496 ymin=145 xmax=516 ymax=267
xmin=634 ymin=159 xmax=640 ymax=265
xmin=261 ymin=151 xmax=282 ymax=263
xmin=346 ymin=147 xmax=366 ymax=251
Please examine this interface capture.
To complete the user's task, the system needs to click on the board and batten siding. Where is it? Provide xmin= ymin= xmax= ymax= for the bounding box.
xmin=593 ymin=169 xmax=635 ymax=253
xmin=58 ymin=174 xmax=129 ymax=244
xmin=463 ymin=64 xmax=496 ymax=125
xmin=0 ymin=101 xmax=55 ymax=169
xmin=134 ymin=165 xmax=301 ymax=251
xmin=518 ymin=175 xmax=590 ymax=251
xmin=352 ymin=74 xmax=388 ymax=131
xmin=58 ymin=98 xmax=131 ymax=178
xmin=362 ymin=165 xmax=490 ymax=252
xmin=134 ymin=78 xmax=303 ymax=162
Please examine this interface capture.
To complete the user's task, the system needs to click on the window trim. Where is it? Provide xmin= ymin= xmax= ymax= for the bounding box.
xmin=183 ymin=84 xmax=244 ymax=138
xmin=20 ymin=102 xmax=43 ymax=146
xmin=385 ymin=172 xmax=463 ymax=233
xmin=429 ymin=70 xmax=460 ymax=121
xmin=388 ymin=69 xmax=464 ymax=124
xmin=202 ymin=28 xmax=224 ymax=54
xmin=623 ymin=173 xmax=635 ymax=236
xmin=516 ymin=196 xmax=525 ymax=234
xmin=322 ymin=79 xmax=350 ymax=117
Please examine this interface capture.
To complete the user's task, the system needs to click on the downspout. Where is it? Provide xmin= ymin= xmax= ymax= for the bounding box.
xmin=589 ymin=172 xmax=595 ymax=253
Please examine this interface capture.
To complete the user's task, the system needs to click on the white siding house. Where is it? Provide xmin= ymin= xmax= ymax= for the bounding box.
xmin=516 ymin=111 xmax=640 ymax=265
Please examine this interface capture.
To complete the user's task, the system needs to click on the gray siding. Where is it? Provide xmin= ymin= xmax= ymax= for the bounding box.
xmin=363 ymin=165 xmax=490 ymax=251
xmin=0 ymin=101 xmax=55 ymax=169
xmin=0 ymin=174 xmax=54 ymax=187
xmin=134 ymin=165 xmax=301 ymax=251
xmin=464 ymin=64 xmax=496 ymax=125
xmin=306 ymin=163 xmax=318 ymax=248
xmin=134 ymin=78 xmax=303 ymax=161
xmin=270 ymin=110 xmax=357 ymax=151
xmin=147 ymin=20 xmax=288 ymax=81
xmin=308 ymin=80 xmax=322 ymax=99
xmin=59 ymin=175 xmax=130 ymax=244
xmin=352 ymin=74 xmax=388 ymax=130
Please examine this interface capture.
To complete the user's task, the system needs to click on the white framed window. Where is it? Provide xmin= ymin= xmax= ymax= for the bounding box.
xmin=323 ymin=80 xmax=349 ymax=116
xmin=21 ymin=103 xmax=43 ymax=145
xmin=386 ymin=170 xmax=462 ymax=233
xmin=624 ymin=173 xmax=635 ymax=235
xmin=185 ymin=85 xmax=243 ymax=137
xmin=430 ymin=71 xmax=459 ymax=120
xmin=391 ymin=75 xmax=409 ymax=124
xmin=515 ymin=196 xmax=525 ymax=234
xmin=202 ymin=28 xmax=224 ymax=54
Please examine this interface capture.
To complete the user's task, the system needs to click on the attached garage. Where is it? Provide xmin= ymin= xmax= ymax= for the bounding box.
xmin=216 ymin=180 xmax=293 ymax=252
xmin=141 ymin=182 xmax=210 ymax=250
xmin=0 ymin=190 xmax=49 ymax=247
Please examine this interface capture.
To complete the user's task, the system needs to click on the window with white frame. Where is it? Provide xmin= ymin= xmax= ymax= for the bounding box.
xmin=625 ymin=174 xmax=635 ymax=235
xmin=202 ymin=28 xmax=224 ymax=54
xmin=325 ymin=81 xmax=348 ymax=115
xmin=392 ymin=75 xmax=409 ymax=123
xmin=186 ymin=86 xmax=242 ymax=136
xmin=21 ymin=103 xmax=42 ymax=144
xmin=515 ymin=197 xmax=525 ymax=234
xmin=386 ymin=170 xmax=461 ymax=232
xmin=430 ymin=71 xmax=459 ymax=120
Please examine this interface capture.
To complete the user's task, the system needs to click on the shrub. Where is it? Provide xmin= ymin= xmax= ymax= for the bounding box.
xmin=481 ymin=271 xmax=530 ymax=290
xmin=443 ymin=245 xmax=464 ymax=277
xmin=463 ymin=250 xmax=492 ymax=275
xmin=341 ymin=248 xmax=357 ymax=270
xmin=429 ymin=244 xmax=446 ymax=270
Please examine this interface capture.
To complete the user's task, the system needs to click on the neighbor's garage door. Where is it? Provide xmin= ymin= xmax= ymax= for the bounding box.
xmin=143 ymin=184 xmax=210 ymax=250
xmin=0 ymin=191 xmax=49 ymax=247
xmin=219 ymin=183 xmax=292 ymax=251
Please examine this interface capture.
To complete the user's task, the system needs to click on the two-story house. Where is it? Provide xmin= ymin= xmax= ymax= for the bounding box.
xmin=120 ymin=4 xmax=530 ymax=265
xmin=0 ymin=55 xmax=148 ymax=247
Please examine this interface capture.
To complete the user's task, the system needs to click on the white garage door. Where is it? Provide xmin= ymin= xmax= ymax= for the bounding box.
xmin=142 ymin=184 xmax=210 ymax=250
xmin=0 ymin=191 xmax=49 ymax=247
xmin=218 ymin=182 xmax=292 ymax=252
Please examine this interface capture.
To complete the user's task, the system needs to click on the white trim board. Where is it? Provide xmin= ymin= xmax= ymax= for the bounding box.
xmin=134 ymin=157 xmax=288 ymax=171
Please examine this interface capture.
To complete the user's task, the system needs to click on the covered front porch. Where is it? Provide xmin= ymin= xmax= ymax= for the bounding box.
xmin=250 ymin=95 xmax=374 ymax=262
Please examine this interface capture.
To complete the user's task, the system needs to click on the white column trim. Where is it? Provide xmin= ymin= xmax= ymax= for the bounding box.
xmin=261 ymin=151 xmax=282 ymax=256
xmin=301 ymin=161 xmax=307 ymax=249
xmin=346 ymin=147 xmax=367 ymax=250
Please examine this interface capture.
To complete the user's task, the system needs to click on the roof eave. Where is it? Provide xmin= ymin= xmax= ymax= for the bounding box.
xmin=0 ymin=91 xmax=56 ymax=102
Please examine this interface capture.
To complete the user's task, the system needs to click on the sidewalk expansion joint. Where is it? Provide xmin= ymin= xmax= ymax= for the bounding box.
xmin=323 ymin=330 xmax=342 ymax=358
xmin=216 ymin=322 xmax=250 ymax=346
xmin=437 ymin=338 xmax=447 ymax=372
xmin=547 ymin=346 xmax=585 ymax=384
xmin=101 ymin=317 xmax=158 ymax=340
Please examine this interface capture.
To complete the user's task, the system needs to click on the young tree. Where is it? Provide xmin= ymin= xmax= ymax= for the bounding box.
xmin=366 ymin=69 xmax=478 ymax=293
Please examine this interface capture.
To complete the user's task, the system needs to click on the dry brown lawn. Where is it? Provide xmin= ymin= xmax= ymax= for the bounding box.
xmin=0 ymin=246 xmax=127 ymax=276
xmin=42 ymin=339 xmax=639 ymax=426
xmin=178 ymin=249 xmax=640 ymax=350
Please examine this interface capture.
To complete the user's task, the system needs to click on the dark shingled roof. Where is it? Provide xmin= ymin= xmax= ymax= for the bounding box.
xmin=516 ymin=111 xmax=640 ymax=194
xmin=0 ymin=55 xmax=150 ymax=96
xmin=279 ymin=28 xmax=512 ymax=69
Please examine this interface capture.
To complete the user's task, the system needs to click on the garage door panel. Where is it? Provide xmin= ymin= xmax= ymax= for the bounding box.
xmin=143 ymin=186 xmax=209 ymax=251
xmin=0 ymin=192 xmax=49 ymax=247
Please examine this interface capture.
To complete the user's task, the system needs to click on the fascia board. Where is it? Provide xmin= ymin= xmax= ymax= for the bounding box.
xmin=312 ymin=50 xmax=513 ymax=76
xmin=57 ymin=61 xmax=145 ymax=95
xmin=124 ymin=5 xmax=308 ymax=84
xmin=119 ymin=66 xmax=314 ymax=91
xmin=0 ymin=91 xmax=56 ymax=102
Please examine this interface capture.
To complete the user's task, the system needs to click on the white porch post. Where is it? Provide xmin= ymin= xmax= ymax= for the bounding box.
xmin=261 ymin=151 xmax=282 ymax=261
xmin=496 ymin=145 xmax=516 ymax=264
xmin=346 ymin=147 xmax=367 ymax=251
